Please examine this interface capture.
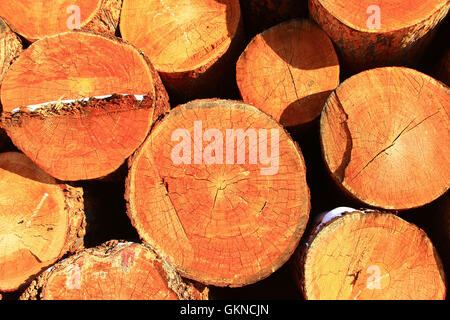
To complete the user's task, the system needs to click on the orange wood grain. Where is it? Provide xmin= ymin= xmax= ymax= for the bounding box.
xmin=295 ymin=211 xmax=446 ymax=300
xmin=125 ymin=99 xmax=310 ymax=287
xmin=320 ymin=67 xmax=449 ymax=210
xmin=0 ymin=152 xmax=85 ymax=292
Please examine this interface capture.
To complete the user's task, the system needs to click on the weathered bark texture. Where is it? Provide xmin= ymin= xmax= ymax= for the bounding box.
xmin=0 ymin=31 xmax=169 ymax=181
xmin=320 ymin=67 xmax=449 ymax=210
xmin=293 ymin=210 xmax=447 ymax=300
xmin=309 ymin=0 xmax=450 ymax=72
xmin=236 ymin=19 xmax=339 ymax=128
xmin=21 ymin=241 xmax=209 ymax=300
xmin=0 ymin=152 xmax=85 ymax=292
xmin=125 ymin=99 xmax=310 ymax=287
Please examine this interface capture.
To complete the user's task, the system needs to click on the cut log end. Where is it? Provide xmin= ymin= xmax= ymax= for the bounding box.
xmin=0 ymin=0 xmax=123 ymax=42
xmin=0 ymin=152 xmax=85 ymax=292
xmin=320 ymin=67 xmax=450 ymax=210
xmin=296 ymin=210 xmax=446 ymax=300
xmin=0 ymin=31 xmax=169 ymax=181
xmin=125 ymin=99 xmax=310 ymax=287
xmin=236 ymin=19 xmax=339 ymax=127
xmin=309 ymin=0 xmax=450 ymax=71
xmin=120 ymin=0 xmax=243 ymax=98
xmin=20 ymin=241 xmax=209 ymax=300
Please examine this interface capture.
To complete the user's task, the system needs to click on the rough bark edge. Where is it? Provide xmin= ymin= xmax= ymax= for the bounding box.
xmin=318 ymin=67 xmax=450 ymax=210
xmin=0 ymin=30 xmax=170 ymax=180
xmin=292 ymin=210 xmax=447 ymax=300
xmin=60 ymin=184 xmax=86 ymax=254
xmin=124 ymin=98 xmax=311 ymax=287
xmin=20 ymin=240 xmax=208 ymax=300
xmin=0 ymin=17 xmax=23 ymax=84
xmin=309 ymin=0 xmax=450 ymax=72
xmin=82 ymin=0 xmax=123 ymax=36
xmin=0 ymin=182 xmax=85 ymax=293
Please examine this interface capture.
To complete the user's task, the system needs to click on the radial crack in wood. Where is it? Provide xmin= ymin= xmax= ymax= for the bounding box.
xmin=0 ymin=152 xmax=85 ymax=292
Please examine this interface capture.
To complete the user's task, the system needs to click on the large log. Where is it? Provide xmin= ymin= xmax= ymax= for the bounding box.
xmin=0 ymin=31 xmax=169 ymax=181
xmin=21 ymin=241 xmax=208 ymax=300
xmin=293 ymin=209 xmax=446 ymax=300
xmin=320 ymin=67 xmax=449 ymax=210
xmin=0 ymin=0 xmax=122 ymax=42
xmin=125 ymin=99 xmax=310 ymax=287
xmin=236 ymin=19 xmax=339 ymax=128
xmin=120 ymin=0 xmax=244 ymax=100
xmin=0 ymin=152 xmax=85 ymax=292
xmin=309 ymin=0 xmax=450 ymax=72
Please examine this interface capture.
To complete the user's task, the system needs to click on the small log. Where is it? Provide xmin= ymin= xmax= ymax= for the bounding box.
xmin=236 ymin=19 xmax=339 ymax=128
xmin=20 ymin=241 xmax=208 ymax=300
xmin=0 ymin=31 xmax=169 ymax=181
xmin=320 ymin=67 xmax=450 ymax=210
xmin=239 ymin=0 xmax=308 ymax=37
xmin=0 ymin=152 xmax=85 ymax=292
xmin=125 ymin=99 xmax=311 ymax=287
xmin=120 ymin=0 xmax=244 ymax=100
xmin=0 ymin=0 xmax=122 ymax=42
xmin=294 ymin=209 xmax=446 ymax=300
xmin=309 ymin=0 xmax=450 ymax=72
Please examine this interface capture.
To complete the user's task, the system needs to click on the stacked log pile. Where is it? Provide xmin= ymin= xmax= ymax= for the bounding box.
xmin=0 ymin=0 xmax=448 ymax=300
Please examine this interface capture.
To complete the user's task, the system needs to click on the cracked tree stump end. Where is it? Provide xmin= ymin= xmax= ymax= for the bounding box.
xmin=320 ymin=67 xmax=450 ymax=210
xmin=20 ymin=241 xmax=209 ymax=300
xmin=0 ymin=17 xmax=22 ymax=152
xmin=309 ymin=0 xmax=450 ymax=72
xmin=236 ymin=19 xmax=339 ymax=128
xmin=294 ymin=210 xmax=446 ymax=300
xmin=120 ymin=0 xmax=244 ymax=100
xmin=0 ymin=152 xmax=85 ymax=292
xmin=125 ymin=99 xmax=310 ymax=287
xmin=239 ymin=0 xmax=308 ymax=37
xmin=0 ymin=0 xmax=123 ymax=42
xmin=0 ymin=31 xmax=169 ymax=181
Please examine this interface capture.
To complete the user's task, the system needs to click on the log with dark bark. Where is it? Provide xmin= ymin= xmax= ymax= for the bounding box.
xmin=309 ymin=0 xmax=450 ymax=72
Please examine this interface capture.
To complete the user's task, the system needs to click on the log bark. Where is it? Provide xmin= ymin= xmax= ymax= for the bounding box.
xmin=239 ymin=0 xmax=308 ymax=38
xmin=293 ymin=209 xmax=447 ymax=300
xmin=120 ymin=0 xmax=244 ymax=100
xmin=0 ymin=0 xmax=122 ymax=42
xmin=0 ymin=152 xmax=85 ymax=292
xmin=20 ymin=241 xmax=208 ymax=300
xmin=125 ymin=98 xmax=310 ymax=287
xmin=309 ymin=0 xmax=450 ymax=73
xmin=236 ymin=19 xmax=339 ymax=128
xmin=320 ymin=67 xmax=450 ymax=210
xmin=0 ymin=17 xmax=22 ymax=152
xmin=0 ymin=31 xmax=169 ymax=181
